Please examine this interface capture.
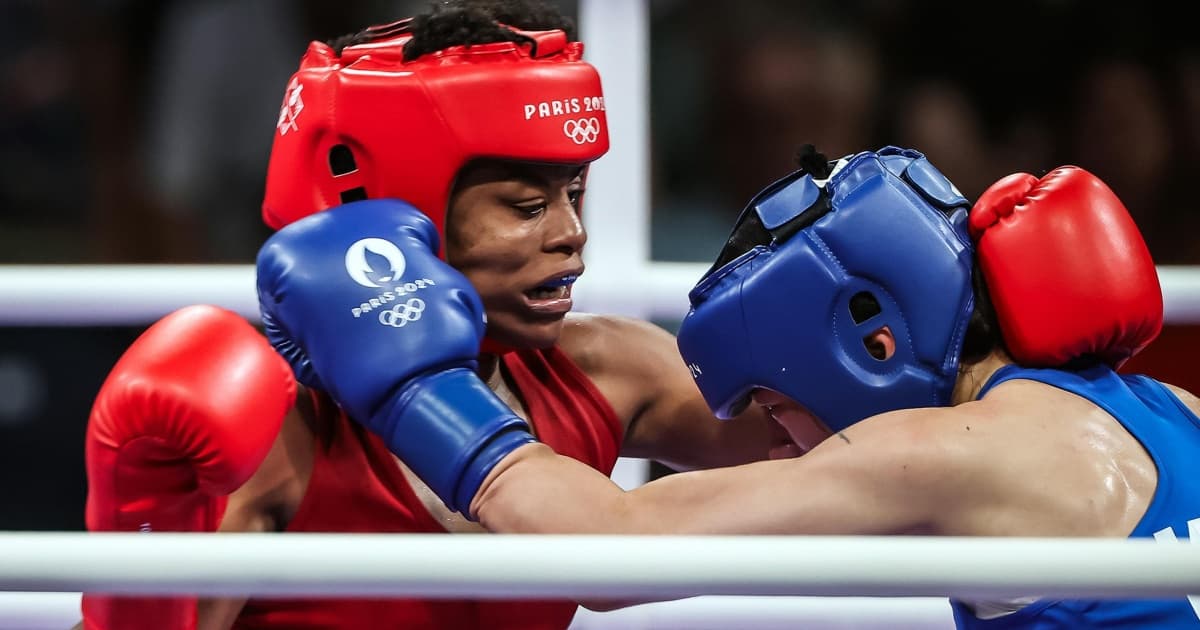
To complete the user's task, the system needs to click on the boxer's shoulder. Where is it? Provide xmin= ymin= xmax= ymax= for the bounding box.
xmin=828 ymin=404 xmax=1022 ymax=495
xmin=558 ymin=312 xmax=679 ymax=379
xmin=860 ymin=384 xmax=1156 ymax=536
xmin=555 ymin=313 xmax=684 ymax=420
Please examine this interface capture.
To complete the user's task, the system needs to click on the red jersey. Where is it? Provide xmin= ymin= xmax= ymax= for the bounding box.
xmin=233 ymin=346 xmax=624 ymax=630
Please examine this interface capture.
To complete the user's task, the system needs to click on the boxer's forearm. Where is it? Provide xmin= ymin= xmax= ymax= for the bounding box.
xmin=472 ymin=444 xmax=789 ymax=535
xmin=472 ymin=443 xmax=652 ymax=533
xmin=473 ymin=439 xmax=902 ymax=537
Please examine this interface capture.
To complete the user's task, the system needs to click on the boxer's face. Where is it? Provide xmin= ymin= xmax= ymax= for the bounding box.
xmin=751 ymin=389 xmax=833 ymax=459
xmin=445 ymin=160 xmax=587 ymax=350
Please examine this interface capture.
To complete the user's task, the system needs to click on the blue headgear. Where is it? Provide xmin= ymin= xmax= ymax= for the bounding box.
xmin=676 ymin=146 xmax=975 ymax=433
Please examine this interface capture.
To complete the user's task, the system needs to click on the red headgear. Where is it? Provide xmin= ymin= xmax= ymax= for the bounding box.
xmin=263 ymin=21 xmax=610 ymax=233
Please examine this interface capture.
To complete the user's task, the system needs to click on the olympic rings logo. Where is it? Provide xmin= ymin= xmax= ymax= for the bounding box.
xmin=378 ymin=298 xmax=426 ymax=328
xmin=563 ymin=117 xmax=601 ymax=145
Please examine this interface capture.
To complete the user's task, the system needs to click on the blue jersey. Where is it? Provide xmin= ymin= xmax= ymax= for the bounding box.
xmin=950 ymin=364 xmax=1200 ymax=629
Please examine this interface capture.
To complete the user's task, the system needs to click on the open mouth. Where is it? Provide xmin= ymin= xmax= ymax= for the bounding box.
xmin=525 ymin=275 xmax=576 ymax=300
xmin=523 ymin=274 xmax=578 ymax=313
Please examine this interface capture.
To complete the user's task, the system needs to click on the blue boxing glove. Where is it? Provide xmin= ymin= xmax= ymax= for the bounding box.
xmin=256 ymin=199 xmax=535 ymax=514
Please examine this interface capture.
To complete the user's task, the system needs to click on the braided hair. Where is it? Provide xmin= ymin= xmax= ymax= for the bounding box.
xmin=327 ymin=0 xmax=575 ymax=61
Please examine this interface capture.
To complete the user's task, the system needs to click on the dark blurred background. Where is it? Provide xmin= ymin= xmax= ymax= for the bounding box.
xmin=1 ymin=0 xmax=1197 ymax=529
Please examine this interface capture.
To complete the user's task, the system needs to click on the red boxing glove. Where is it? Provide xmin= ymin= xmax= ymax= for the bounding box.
xmin=82 ymin=305 xmax=295 ymax=630
xmin=969 ymin=166 xmax=1163 ymax=367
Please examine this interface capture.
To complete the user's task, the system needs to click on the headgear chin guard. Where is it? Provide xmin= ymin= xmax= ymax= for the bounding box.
xmin=262 ymin=21 xmax=610 ymax=234
xmin=677 ymin=147 xmax=975 ymax=433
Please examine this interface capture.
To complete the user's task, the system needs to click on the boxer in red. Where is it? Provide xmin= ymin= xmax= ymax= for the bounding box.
xmin=274 ymin=146 xmax=1199 ymax=628
xmin=79 ymin=2 xmax=772 ymax=629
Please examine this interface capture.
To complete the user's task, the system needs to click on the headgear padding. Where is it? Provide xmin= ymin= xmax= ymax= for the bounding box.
xmin=677 ymin=147 xmax=975 ymax=433
xmin=263 ymin=23 xmax=610 ymax=233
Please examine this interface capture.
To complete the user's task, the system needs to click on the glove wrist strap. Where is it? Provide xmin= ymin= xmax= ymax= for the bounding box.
xmin=375 ymin=367 xmax=534 ymax=514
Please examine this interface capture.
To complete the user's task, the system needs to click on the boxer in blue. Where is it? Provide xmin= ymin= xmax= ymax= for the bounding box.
xmin=259 ymin=146 xmax=1200 ymax=628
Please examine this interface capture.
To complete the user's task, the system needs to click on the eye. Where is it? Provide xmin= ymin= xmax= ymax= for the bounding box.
xmin=511 ymin=200 xmax=547 ymax=215
xmin=568 ymin=188 xmax=585 ymax=209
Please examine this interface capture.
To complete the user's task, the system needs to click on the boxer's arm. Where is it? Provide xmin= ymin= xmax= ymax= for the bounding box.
xmin=196 ymin=404 xmax=315 ymax=630
xmin=564 ymin=315 xmax=772 ymax=470
xmin=82 ymin=306 xmax=294 ymax=630
xmin=473 ymin=407 xmax=962 ymax=535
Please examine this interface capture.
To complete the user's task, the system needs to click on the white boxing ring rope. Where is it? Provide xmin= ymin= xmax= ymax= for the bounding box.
xmin=2 ymin=263 xmax=1200 ymax=326
xmin=4 ymin=534 xmax=1199 ymax=599
xmin=0 ymin=534 xmax=1198 ymax=630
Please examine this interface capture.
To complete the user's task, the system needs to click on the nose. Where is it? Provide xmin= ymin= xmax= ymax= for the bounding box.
xmin=544 ymin=195 xmax=587 ymax=255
